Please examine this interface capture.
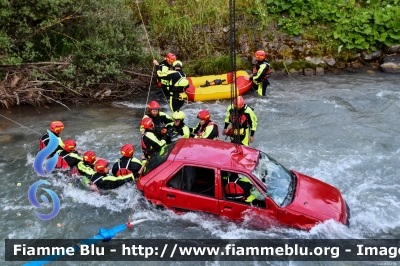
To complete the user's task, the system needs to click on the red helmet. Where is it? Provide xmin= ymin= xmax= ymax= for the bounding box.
xmin=121 ymin=144 xmax=134 ymax=157
xmin=94 ymin=159 xmax=109 ymax=174
xmin=147 ymin=101 xmax=160 ymax=113
xmin=83 ymin=150 xmax=96 ymax=164
xmin=197 ymin=110 xmax=210 ymax=122
xmin=63 ymin=139 xmax=76 ymax=152
xmin=141 ymin=117 xmax=155 ymax=130
xmin=255 ymin=50 xmax=266 ymax=61
xmin=49 ymin=121 xmax=64 ymax=134
xmin=165 ymin=53 xmax=177 ymax=65
xmin=234 ymin=96 xmax=245 ymax=109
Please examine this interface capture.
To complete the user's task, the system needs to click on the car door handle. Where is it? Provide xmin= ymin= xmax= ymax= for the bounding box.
xmin=224 ymin=206 xmax=232 ymax=210
xmin=167 ymin=194 xmax=175 ymax=198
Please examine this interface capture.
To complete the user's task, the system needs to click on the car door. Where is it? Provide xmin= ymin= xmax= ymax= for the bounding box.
xmin=218 ymin=170 xmax=277 ymax=224
xmin=161 ymin=165 xmax=220 ymax=216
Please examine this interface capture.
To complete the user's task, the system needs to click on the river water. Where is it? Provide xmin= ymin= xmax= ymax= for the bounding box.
xmin=1 ymin=65 xmax=399 ymax=266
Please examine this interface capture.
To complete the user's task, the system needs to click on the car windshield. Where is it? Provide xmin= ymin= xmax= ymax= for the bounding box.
xmin=252 ymin=151 xmax=295 ymax=207
xmin=142 ymin=143 xmax=176 ymax=176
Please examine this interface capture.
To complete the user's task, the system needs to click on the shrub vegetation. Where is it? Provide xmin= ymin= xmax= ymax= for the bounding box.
xmin=0 ymin=0 xmax=399 ymax=88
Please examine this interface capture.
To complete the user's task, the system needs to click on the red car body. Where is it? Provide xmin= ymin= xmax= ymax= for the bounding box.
xmin=137 ymin=138 xmax=349 ymax=230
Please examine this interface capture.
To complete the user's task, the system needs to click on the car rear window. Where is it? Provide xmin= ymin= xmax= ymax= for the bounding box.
xmin=142 ymin=143 xmax=176 ymax=176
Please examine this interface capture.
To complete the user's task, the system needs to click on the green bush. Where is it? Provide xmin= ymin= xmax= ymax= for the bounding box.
xmin=0 ymin=0 xmax=142 ymax=85
xmin=265 ymin=0 xmax=400 ymax=51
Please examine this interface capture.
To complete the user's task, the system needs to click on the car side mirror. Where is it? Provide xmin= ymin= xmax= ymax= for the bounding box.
xmin=265 ymin=196 xmax=278 ymax=211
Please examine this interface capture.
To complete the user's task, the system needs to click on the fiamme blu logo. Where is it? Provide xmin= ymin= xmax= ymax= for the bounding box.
xmin=28 ymin=180 xmax=60 ymax=220
xmin=30 ymin=130 xmax=61 ymax=220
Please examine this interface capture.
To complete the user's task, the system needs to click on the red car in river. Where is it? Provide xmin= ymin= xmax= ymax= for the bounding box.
xmin=137 ymin=138 xmax=350 ymax=230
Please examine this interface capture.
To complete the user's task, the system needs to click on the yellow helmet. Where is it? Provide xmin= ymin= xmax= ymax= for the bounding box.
xmin=172 ymin=60 xmax=183 ymax=68
xmin=172 ymin=111 xmax=185 ymax=120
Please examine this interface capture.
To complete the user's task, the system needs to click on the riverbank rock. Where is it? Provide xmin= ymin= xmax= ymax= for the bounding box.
xmin=383 ymin=44 xmax=400 ymax=54
xmin=380 ymin=54 xmax=400 ymax=73
xmin=315 ymin=67 xmax=324 ymax=76
xmin=289 ymin=68 xmax=302 ymax=75
xmin=361 ymin=49 xmax=383 ymax=61
xmin=304 ymin=68 xmax=314 ymax=76
xmin=305 ymin=57 xmax=324 ymax=65
xmin=322 ymin=56 xmax=336 ymax=66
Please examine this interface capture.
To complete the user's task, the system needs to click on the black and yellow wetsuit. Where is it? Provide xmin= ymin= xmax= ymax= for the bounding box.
xmin=141 ymin=113 xmax=173 ymax=138
xmin=141 ymin=129 xmax=167 ymax=159
xmin=224 ymin=104 xmax=258 ymax=146
xmin=56 ymin=150 xmax=82 ymax=169
xmin=39 ymin=132 xmax=64 ymax=157
xmin=164 ymin=121 xmax=190 ymax=143
xmin=77 ymin=161 xmax=96 ymax=184
xmin=90 ymin=172 xmax=134 ymax=190
xmin=252 ymin=59 xmax=271 ymax=96
xmin=112 ymin=156 xmax=143 ymax=178
xmin=156 ymin=59 xmax=173 ymax=97
xmin=192 ymin=121 xmax=219 ymax=140
xmin=165 ymin=69 xmax=189 ymax=112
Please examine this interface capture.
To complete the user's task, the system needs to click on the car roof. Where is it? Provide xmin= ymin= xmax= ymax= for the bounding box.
xmin=172 ymin=138 xmax=259 ymax=171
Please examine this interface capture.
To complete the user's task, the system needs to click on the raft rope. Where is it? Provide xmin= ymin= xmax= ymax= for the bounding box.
xmin=135 ymin=0 xmax=157 ymax=117
xmin=131 ymin=0 xmax=159 ymax=223
xmin=135 ymin=0 xmax=169 ymax=114
xmin=0 ymin=113 xmax=41 ymax=135
xmin=229 ymin=0 xmax=242 ymax=149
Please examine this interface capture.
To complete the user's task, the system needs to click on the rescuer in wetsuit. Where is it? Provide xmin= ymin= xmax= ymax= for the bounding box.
xmin=39 ymin=121 xmax=65 ymax=156
xmin=222 ymin=171 xmax=264 ymax=206
xmin=222 ymin=96 xmax=258 ymax=146
xmin=165 ymin=60 xmax=189 ymax=112
xmin=141 ymin=100 xmax=173 ymax=138
xmin=90 ymin=159 xmax=134 ymax=190
xmin=153 ymin=53 xmax=177 ymax=97
xmin=250 ymin=50 xmax=271 ymax=96
xmin=164 ymin=111 xmax=191 ymax=143
xmin=141 ymin=117 xmax=167 ymax=160
xmin=191 ymin=110 xmax=219 ymax=140
xmin=55 ymin=139 xmax=82 ymax=170
xmin=112 ymin=143 xmax=143 ymax=179
xmin=77 ymin=150 xmax=97 ymax=185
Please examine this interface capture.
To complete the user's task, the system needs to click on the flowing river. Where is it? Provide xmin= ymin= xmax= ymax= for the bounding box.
xmin=1 ymin=64 xmax=399 ymax=266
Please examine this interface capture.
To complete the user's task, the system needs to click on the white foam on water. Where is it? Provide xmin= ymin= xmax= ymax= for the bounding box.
xmin=112 ymin=101 xmax=147 ymax=109
xmin=25 ymin=152 xmax=36 ymax=166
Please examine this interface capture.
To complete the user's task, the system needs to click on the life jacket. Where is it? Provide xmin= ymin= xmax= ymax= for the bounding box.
xmin=70 ymin=167 xmax=79 ymax=175
xmin=157 ymin=60 xmax=172 ymax=86
xmin=39 ymin=135 xmax=48 ymax=150
xmin=196 ymin=121 xmax=219 ymax=140
xmin=114 ymin=157 xmax=141 ymax=178
xmin=253 ymin=60 xmax=271 ymax=80
xmin=55 ymin=151 xmax=70 ymax=169
xmin=115 ymin=168 xmax=133 ymax=177
xmin=39 ymin=132 xmax=54 ymax=150
xmin=77 ymin=161 xmax=96 ymax=177
xmin=169 ymin=71 xmax=189 ymax=93
xmin=229 ymin=107 xmax=250 ymax=136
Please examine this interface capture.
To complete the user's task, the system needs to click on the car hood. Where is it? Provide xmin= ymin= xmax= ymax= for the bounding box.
xmin=286 ymin=171 xmax=345 ymax=223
